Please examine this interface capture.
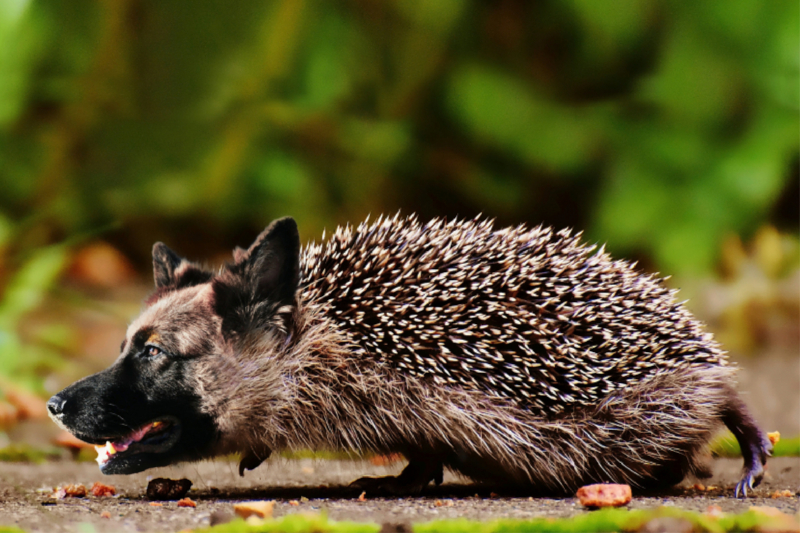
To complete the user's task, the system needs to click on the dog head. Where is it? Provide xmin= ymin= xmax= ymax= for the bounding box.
xmin=48 ymin=218 xmax=300 ymax=474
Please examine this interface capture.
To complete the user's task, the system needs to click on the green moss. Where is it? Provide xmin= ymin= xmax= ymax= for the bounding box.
xmin=711 ymin=432 xmax=800 ymax=457
xmin=418 ymin=507 xmax=800 ymax=533
xmin=186 ymin=507 xmax=798 ymax=533
xmin=192 ymin=514 xmax=379 ymax=533
xmin=278 ymin=449 xmax=368 ymax=461
xmin=0 ymin=444 xmax=61 ymax=462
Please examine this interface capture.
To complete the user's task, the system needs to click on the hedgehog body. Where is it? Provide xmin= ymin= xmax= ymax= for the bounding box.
xmin=53 ymin=214 xmax=768 ymax=496
xmin=196 ymin=215 xmax=768 ymax=495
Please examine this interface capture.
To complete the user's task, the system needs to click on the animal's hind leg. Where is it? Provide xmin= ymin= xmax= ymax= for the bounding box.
xmin=350 ymin=455 xmax=444 ymax=496
xmin=722 ymin=390 xmax=772 ymax=497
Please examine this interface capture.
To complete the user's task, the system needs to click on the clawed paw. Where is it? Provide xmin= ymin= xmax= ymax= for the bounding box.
xmin=734 ymin=467 xmax=763 ymax=498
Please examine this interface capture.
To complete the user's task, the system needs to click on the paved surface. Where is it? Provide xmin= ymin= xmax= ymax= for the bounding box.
xmin=1 ymin=350 xmax=797 ymax=532
xmin=0 ymin=456 xmax=798 ymax=533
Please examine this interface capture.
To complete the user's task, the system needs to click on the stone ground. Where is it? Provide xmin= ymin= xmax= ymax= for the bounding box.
xmin=0 ymin=457 xmax=798 ymax=533
xmin=0 ymin=350 xmax=797 ymax=532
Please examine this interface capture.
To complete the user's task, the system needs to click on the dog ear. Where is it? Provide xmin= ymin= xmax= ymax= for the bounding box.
xmin=230 ymin=217 xmax=300 ymax=307
xmin=152 ymin=242 xmax=213 ymax=290
xmin=152 ymin=243 xmax=184 ymax=288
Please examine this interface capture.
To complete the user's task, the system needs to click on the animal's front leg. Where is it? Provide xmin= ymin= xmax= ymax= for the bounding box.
xmin=238 ymin=447 xmax=272 ymax=476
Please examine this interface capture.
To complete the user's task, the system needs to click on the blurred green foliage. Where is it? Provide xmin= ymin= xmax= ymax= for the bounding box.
xmin=0 ymin=0 xmax=796 ymax=275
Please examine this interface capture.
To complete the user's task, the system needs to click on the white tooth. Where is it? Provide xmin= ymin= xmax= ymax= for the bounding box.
xmin=95 ymin=444 xmax=109 ymax=465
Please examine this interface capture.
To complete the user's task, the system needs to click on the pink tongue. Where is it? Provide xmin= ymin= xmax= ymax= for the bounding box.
xmin=112 ymin=423 xmax=154 ymax=452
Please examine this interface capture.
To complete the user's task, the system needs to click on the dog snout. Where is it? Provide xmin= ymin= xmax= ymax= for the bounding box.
xmin=47 ymin=395 xmax=67 ymax=417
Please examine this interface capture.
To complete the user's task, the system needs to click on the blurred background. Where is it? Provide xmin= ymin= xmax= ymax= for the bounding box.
xmin=0 ymin=0 xmax=797 ymax=452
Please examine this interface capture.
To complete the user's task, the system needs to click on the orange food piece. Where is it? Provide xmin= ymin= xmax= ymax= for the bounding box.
xmin=149 ymin=502 xmax=163 ymax=507
xmin=100 ymin=511 xmax=111 ymax=519
xmin=357 ymin=491 xmax=367 ymax=502
xmin=52 ymin=484 xmax=87 ymax=498
xmin=177 ymin=497 xmax=196 ymax=508
xmin=91 ymin=482 xmax=116 ymax=497
xmin=768 ymin=431 xmax=780 ymax=445
xmin=233 ymin=501 xmax=274 ymax=519
xmin=576 ymin=483 xmax=632 ymax=508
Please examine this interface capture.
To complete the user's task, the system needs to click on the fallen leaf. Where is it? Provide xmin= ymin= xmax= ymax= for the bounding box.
xmin=0 ymin=401 xmax=18 ymax=427
xmin=4 ymin=386 xmax=47 ymax=420
xmin=67 ymin=242 xmax=136 ymax=288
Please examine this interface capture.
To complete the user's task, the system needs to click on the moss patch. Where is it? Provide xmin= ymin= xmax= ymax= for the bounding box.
xmin=0 ymin=444 xmax=61 ymax=463
xmin=185 ymin=507 xmax=799 ymax=533
xmin=711 ymin=432 xmax=800 ymax=458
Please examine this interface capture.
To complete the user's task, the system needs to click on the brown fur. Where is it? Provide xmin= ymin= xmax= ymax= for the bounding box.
xmin=78 ymin=215 xmax=768 ymax=494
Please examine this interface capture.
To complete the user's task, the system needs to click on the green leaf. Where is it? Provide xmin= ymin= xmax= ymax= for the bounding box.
xmin=446 ymin=64 xmax=600 ymax=173
xmin=0 ymin=245 xmax=68 ymax=327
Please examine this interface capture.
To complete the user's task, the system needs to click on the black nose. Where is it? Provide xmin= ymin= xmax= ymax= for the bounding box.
xmin=47 ymin=395 xmax=66 ymax=416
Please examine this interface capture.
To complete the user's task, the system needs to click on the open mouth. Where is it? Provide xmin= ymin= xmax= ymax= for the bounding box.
xmin=94 ymin=416 xmax=181 ymax=474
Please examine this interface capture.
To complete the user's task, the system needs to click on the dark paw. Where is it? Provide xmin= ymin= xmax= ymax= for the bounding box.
xmin=734 ymin=435 xmax=771 ymax=498
xmin=349 ymin=475 xmax=427 ymax=496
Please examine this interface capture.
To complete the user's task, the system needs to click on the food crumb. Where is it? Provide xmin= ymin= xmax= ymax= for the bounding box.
xmin=357 ymin=491 xmax=367 ymax=502
xmin=52 ymin=484 xmax=87 ymax=499
xmin=705 ymin=505 xmax=724 ymax=518
xmin=146 ymin=478 xmax=192 ymax=501
xmin=767 ymin=431 xmax=780 ymax=445
xmin=233 ymin=501 xmax=274 ymax=519
xmin=91 ymin=482 xmax=116 ymax=497
xmin=770 ymin=489 xmax=793 ymax=498
xmin=692 ymin=483 xmax=705 ymax=491
xmin=149 ymin=502 xmax=163 ymax=507
xmin=177 ymin=497 xmax=196 ymax=508
xmin=100 ymin=511 xmax=111 ymax=519
xmin=289 ymin=500 xmax=300 ymax=506
xmin=434 ymin=499 xmax=454 ymax=507
xmin=576 ymin=483 xmax=632 ymax=508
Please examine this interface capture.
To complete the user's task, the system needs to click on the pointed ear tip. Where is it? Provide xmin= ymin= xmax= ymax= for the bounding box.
xmin=274 ymin=216 xmax=298 ymax=231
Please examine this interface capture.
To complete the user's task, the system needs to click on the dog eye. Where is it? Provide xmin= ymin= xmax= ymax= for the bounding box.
xmin=146 ymin=346 xmax=162 ymax=357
